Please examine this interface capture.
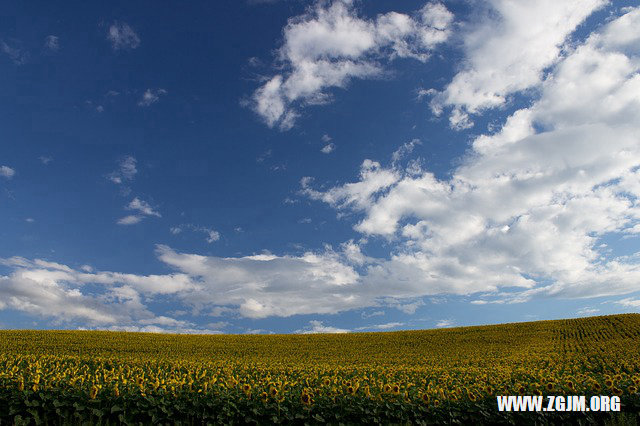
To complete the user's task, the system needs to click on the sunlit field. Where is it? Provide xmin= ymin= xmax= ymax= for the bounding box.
xmin=1 ymin=314 xmax=639 ymax=424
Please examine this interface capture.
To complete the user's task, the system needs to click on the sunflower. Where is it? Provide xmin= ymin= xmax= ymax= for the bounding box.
xmin=605 ymin=379 xmax=613 ymax=388
xmin=260 ymin=391 xmax=268 ymax=402
xmin=628 ymin=386 xmax=638 ymax=394
xmin=612 ymin=387 xmax=623 ymax=396
xmin=392 ymin=384 xmax=400 ymax=394
xmin=301 ymin=393 xmax=312 ymax=405
xmin=422 ymin=393 xmax=430 ymax=404
xmin=384 ymin=384 xmax=391 ymax=393
xmin=347 ymin=386 xmax=355 ymax=395
xmin=546 ymin=383 xmax=554 ymax=391
xmin=242 ymin=383 xmax=251 ymax=393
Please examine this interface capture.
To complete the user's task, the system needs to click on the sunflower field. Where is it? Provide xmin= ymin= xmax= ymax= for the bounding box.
xmin=1 ymin=314 xmax=639 ymax=425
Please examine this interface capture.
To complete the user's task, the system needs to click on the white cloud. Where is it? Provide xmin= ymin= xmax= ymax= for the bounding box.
xmin=356 ymin=321 xmax=403 ymax=330
xmin=44 ymin=35 xmax=59 ymax=51
xmin=296 ymin=320 xmax=350 ymax=334
xmin=117 ymin=215 xmax=143 ymax=225
xmin=321 ymin=143 xmax=335 ymax=154
xmin=0 ymin=166 xmax=15 ymax=178
xmin=107 ymin=22 xmax=140 ymax=50
xmin=156 ymin=244 xmax=363 ymax=318
xmin=384 ymin=298 xmax=424 ymax=314
xmin=170 ymin=224 xmax=221 ymax=243
xmin=448 ymin=108 xmax=473 ymax=130
xmin=38 ymin=156 xmax=53 ymax=165
xmin=429 ymin=0 xmax=607 ymax=128
xmin=616 ymin=298 xmax=640 ymax=308
xmin=1 ymin=40 xmax=28 ymax=64
xmin=252 ymin=0 xmax=453 ymax=129
xmin=126 ymin=197 xmax=161 ymax=217
xmin=435 ymin=319 xmax=454 ymax=328
xmin=321 ymin=134 xmax=332 ymax=142
xmin=117 ymin=197 xmax=160 ymax=225
xmin=0 ymin=256 xmax=199 ymax=329
xmin=108 ymin=156 xmax=137 ymax=184
xmin=391 ymin=139 xmax=421 ymax=164
xmin=204 ymin=230 xmax=220 ymax=243
xmin=303 ymin=8 xmax=640 ymax=303
xmin=138 ymin=89 xmax=167 ymax=107
xmin=576 ymin=307 xmax=600 ymax=315
xmin=361 ymin=310 xmax=384 ymax=318
xmin=25 ymin=218 xmax=35 ymax=223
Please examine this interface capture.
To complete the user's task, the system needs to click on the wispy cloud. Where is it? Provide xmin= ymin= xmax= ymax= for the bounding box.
xmin=577 ymin=307 xmax=600 ymax=316
xmin=169 ymin=224 xmax=220 ymax=243
xmin=435 ymin=319 xmax=454 ymax=328
xmin=616 ymin=298 xmax=640 ymax=308
xmin=355 ymin=322 xmax=404 ymax=331
xmin=107 ymin=22 xmax=141 ymax=50
xmin=0 ymin=166 xmax=15 ymax=179
xmin=296 ymin=320 xmax=350 ymax=334
xmin=138 ymin=88 xmax=167 ymax=107
xmin=117 ymin=198 xmax=161 ymax=225
xmin=44 ymin=35 xmax=59 ymax=51
xmin=361 ymin=310 xmax=385 ymax=319
xmin=127 ymin=198 xmax=161 ymax=217
xmin=0 ymin=39 xmax=28 ymax=65
xmin=117 ymin=215 xmax=143 ymax=225
xmin=321 ymin=143 xmax=335 ymax=154
xmin=108 ymin=156 xmax=137 ymax=184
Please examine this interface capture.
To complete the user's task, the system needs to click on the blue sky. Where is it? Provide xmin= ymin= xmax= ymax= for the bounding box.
xmin=1 ymin=0 xmax=640 ymax=334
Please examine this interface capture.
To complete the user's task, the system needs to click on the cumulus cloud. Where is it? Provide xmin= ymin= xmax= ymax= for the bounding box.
xmin=2 ymin=7 xmax=639 ymax=330
xmin=138 ymin=88 xmax=167 ymax=107
xmin=303 ymin=8 xmax=640 ymax=303
xmin=0 ymin=245 xmax=368 ymax=324
xmin=156 ymin=244 xmax=364 ymax=318
xmin=0 ymin=256 xmax=199 ymax=329
xmin=252 ymin=0 xmax=453 ymax=129
xmin=428 ymin=0 xmax=607 ymax=129
xmin=107 ymin=22 xmax=140 ymax=50
xmin=0 ymin=165 xmax=15 ymax=178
